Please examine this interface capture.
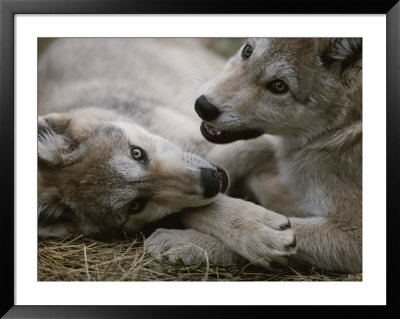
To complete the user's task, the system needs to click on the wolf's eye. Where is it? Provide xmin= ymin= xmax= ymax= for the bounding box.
xmin=268 ymin=80 xmax=289 ymax=94
xmin=242 ymin=44 xmax=253 ymax=59
xmin=128 ymin=198 xmax=147 ymax=215
xmin=131 ymin=146 xmax=148 ymax=163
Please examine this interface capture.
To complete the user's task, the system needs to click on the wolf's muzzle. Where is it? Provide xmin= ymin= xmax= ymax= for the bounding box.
xmin=195 ymin=95 xmax=221 ymax=122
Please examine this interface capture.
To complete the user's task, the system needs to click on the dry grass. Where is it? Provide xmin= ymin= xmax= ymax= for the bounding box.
xmin=38 ymin=235 xmax=362 ymax=282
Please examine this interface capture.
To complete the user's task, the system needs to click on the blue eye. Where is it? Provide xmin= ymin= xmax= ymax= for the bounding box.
xmin=131 ymin=146 xmax=148 ymax=163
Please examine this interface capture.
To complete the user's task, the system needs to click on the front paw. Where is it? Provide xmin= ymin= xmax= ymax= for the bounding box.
xmin=144 ymin=228 xmax=209 ymax=265
xmin=229 ymin=206 xmax=297 ymax=269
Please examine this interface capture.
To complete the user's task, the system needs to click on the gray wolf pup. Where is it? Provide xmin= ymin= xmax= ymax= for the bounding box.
xmin=191 ymin=38 xmax=362 ymax=273
xmin=38 ymin=38 xmax=296 ymax=268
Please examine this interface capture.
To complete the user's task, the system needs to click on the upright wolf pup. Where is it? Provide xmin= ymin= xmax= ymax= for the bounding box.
xmin=38 ymin=38 xmax=296 ymax=268
xmin=190 ymin=38 xmax=362 ymax=273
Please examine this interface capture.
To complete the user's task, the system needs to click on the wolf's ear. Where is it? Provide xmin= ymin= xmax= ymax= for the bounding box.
xmin=38 ymin=113 xmax=77 ymax=166
xmin=319 ymin=38 xmax=362 ymax=86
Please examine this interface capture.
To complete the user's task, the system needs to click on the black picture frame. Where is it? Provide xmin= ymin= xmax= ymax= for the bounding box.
xmin=1 ymin=0 xmax=399 ymax=318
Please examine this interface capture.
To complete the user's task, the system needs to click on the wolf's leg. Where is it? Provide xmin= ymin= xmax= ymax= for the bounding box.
xmin=288 ymin=216 xmax=362 ymax=273
xmin=144 ymin=228 xmax=245 ymax=265
xmin=178 ymin=194 xmax=297 ymax=269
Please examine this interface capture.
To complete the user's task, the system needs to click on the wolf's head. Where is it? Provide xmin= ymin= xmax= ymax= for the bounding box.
xmin=195 ymin=38 xmax=362 ymax=144
xmin=38 ymin=108 xmax=228 ymax=238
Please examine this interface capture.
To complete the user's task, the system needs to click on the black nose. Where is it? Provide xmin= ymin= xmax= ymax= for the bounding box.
xmin=200 ymin=168 xmax=220 ymax=198
xmin=195 ymin=95 xmax=221 ymax=122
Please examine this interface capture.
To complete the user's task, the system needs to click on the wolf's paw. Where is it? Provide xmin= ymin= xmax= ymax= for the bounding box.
xmin=144 ymin=228 xmax=211 ymax=265
xmin=226 ymin=205 xmax=297 ymax=269
xmin=144 ymin=228 xmax=245 ymax=266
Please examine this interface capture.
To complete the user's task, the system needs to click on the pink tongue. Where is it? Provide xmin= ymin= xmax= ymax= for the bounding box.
xmin=205 ymin=123 xmax=222 ymax=136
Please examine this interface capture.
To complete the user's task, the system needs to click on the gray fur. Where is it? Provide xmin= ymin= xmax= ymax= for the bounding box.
xmin=193 ymin=38 xmax=362 ymax=273
xmin=144 ymin=38 xmax=363 ymax=273
xmin=38 ymin=38 xmax=296 ymax=270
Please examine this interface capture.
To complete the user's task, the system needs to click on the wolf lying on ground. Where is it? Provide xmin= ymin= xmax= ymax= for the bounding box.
xmin=149 ymin=38 xmax=362 ymax=273
xmin=38 ymin=38 xmax=296 ymax=269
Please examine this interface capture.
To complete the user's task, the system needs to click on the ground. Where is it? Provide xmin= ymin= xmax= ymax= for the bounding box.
xmin=38 ymin=235 xmax=362 ymax=281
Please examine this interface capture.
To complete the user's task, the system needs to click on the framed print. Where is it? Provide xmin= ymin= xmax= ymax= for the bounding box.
xmin=1 ymin=0 xmax=399 ymax=317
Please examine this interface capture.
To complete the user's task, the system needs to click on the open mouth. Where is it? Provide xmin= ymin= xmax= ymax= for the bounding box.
xmin=214 ymin=165 xmax=229 ymax=194
xmin=201 ymin=121 xmax=263 ymax=144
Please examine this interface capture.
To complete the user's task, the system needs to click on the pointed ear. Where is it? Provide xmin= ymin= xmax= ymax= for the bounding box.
xmin=38 ymin=113 xmax=76 ymax=166
xmin=319 ymin=38 xmax=362 ymax=86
